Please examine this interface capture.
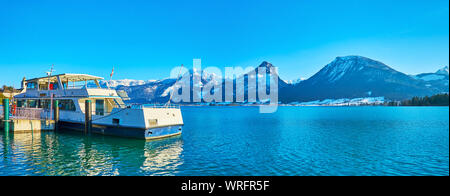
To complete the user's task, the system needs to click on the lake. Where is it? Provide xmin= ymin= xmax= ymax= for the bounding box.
xmin=0 ymin=106 xmax=448 ymax=176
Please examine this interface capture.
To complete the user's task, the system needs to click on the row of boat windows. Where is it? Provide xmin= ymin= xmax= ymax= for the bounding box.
xmin=17 ymin=99 xmax=76 ymax=111
xmin=27 ymin=82 xmax=60 ymax=90
xmin=27 ymin=82 xmax=94 ymax=90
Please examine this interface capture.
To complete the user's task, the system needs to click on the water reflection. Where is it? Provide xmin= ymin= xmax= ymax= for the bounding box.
xmin=0 ymin=130 xmax=184 ymax=176
xmin=1 ymin=107 xmax=449 ymax=176
xmin=140 ymin=137 xmax=184 ymax=175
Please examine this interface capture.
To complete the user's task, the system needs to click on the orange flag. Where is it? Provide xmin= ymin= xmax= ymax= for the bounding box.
xmin=110 ymin=67 xmax=114 ymax=78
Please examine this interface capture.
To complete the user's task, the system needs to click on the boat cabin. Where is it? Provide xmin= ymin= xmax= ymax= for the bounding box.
xmin=14 ymin=74 xmax=127 ymax=116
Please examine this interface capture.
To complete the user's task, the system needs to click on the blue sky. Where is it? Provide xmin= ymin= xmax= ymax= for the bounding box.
xmin=1 ymin=0 xmax=448 ymax=87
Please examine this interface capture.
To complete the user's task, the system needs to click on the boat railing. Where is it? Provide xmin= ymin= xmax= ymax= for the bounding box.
xmin=13 ymin=108 xmax=53 ymax=120
xmin=0 ymin=106 xmax=53 ymax=120
xmin=65 ymin=85 xmax=86 ymax=89
xmin=65 ymin=85 xmax=106 ymax=89
xmin=128 ymin=103 xmax=180 ymax=109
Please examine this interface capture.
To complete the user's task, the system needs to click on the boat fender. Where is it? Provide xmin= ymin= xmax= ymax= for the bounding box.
xmin=12 ymin=104 xmax=16 ymax=115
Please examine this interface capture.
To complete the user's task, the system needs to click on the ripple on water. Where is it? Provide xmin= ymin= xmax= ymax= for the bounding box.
xmin=0 ymin=107 xmax=449 ymax=176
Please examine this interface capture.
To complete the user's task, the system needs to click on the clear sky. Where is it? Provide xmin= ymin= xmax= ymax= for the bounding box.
xmin=1 ymin=0 xmax=448 ymax=87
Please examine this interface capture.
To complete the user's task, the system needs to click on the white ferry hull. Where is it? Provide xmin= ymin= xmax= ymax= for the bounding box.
xmin=58 ymin=120 xmax=182 ymax=140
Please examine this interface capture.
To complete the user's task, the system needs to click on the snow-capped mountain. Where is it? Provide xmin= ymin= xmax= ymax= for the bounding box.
xmin=435 ymin=66 xmax=449 ymax=75
xmin=111 ymin=68 xmax=226 ymax=103
xmin=284 ymin=77 xmax=306 ymax=85
xmin=108 ymin=56 xmax=448 ymax=104
xmin=280 ymin=56 xmax=443 ymax=103
xmin=179 ymin=61 xmax=287 ymax=103
xmin=290 ymin=97 xmax=385 ymax=106
xmin=412 ymin=66 xmax=449 ymax=93
xmin=110 ymin=61 xmax=287 ymax=103
xmin=99 ymin=79 xmax=155 ymax=88
xmin=114 ymin=78 xmax=177 ymax=103
xmin=230 ymin=61 xmax=288 ymax=103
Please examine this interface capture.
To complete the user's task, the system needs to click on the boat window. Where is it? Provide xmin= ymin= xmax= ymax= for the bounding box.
xmin=17 ymin=100 xmax=24 ymax=107
xmin=60 ymin=100 xmax=76 ymax=111
xmin=28 ymin=100 xmax=37 ymax=108
xmin=49 ymin=83 xmax=58 ymax=90
xmin=27 ymin=82 xmax=37 ymax=89
xmin=39 ymin=100 xmax=51 ymax=109
xmin=95 ymin=99 xmax=104 ymax=115
xmin=22 ymin=100 xmax=28 ymax=107
xmin=39 ymin=83 xmax=48 ymax=90
xmin=114 ymin=98 xmax=126 ymax=108
xmin=113 ymin=118 xmax=120 ymax=125
xmin=67 ymin=81 xmax=87 ymax=89
xmin=45 ymin=100 xmax=51 ymax=109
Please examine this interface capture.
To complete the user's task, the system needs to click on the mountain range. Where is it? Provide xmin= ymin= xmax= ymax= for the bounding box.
xmin=101 ymin=56 xmax=449 ymax=104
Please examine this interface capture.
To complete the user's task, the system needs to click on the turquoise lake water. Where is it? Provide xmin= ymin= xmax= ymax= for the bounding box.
xmin=0 ymin=106 xmax=448 ymax=176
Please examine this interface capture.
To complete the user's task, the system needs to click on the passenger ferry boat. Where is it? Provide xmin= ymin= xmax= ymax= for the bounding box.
xmin=13 ymin=73 xmax=183 ymax=139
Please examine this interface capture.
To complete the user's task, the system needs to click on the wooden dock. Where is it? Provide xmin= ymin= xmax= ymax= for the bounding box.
xmin=1 ymin=119 xmax=55 ymax=132
xmin=2 ymin=98 xmax=58 ymax=133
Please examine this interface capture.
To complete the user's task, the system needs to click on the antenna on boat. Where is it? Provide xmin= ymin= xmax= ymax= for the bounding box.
xmin=46 ymin=64 xmax=55 ymax=90
xmin=47 ymin=64 xmax=55 ymax=120
xmin=165 ymin=64 xmax=183 ymax=108
xmin=46 ymin=64 xmax=55 ymax=76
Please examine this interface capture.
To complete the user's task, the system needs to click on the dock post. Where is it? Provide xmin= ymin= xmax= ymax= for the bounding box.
xmin=53 ymin=100 xmax=59 ymax=131
xmin=85 ymin=100 xmax=92 ymax=134
xmin=3 ymin=98 xmax=9 ymax=132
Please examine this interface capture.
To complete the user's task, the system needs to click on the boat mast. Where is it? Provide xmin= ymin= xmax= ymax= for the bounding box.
xmin=47 ymin=64 xmax=54 ymax=119
xmin=46 ymin=64 xmax=54 ymax=92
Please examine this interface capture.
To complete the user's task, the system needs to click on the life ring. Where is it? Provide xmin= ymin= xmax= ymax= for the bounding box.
xmin=12 ymin=104 xmax=16 ymax=115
